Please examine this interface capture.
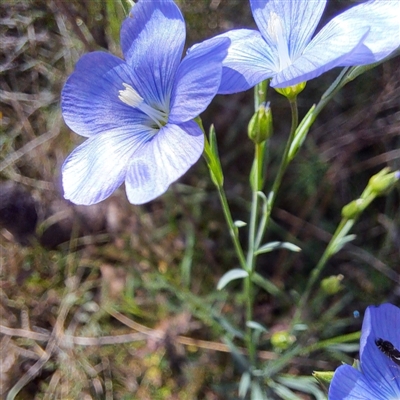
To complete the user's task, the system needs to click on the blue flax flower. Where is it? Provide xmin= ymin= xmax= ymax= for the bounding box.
xmin=329 ymin=303 xmax=400 ymax=399
xmin=216 ymin=0 xmax=400 ymax=93
xmin=61 ymin=0 xmax=229 ymax=205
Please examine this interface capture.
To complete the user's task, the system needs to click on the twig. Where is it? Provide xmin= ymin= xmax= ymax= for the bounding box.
xmin=0 ymin=113 xmax=61 ymax=173
xmin=0 ymin=324 xmax=146 ymax=345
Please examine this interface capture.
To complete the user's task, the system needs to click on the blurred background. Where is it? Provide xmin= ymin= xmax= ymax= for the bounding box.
xmin=1 ymin=0 xmax=400 ymax=398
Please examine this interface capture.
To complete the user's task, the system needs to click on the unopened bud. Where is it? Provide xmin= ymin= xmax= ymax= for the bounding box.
xmin=270 ymin=330 xmax=295 ymax=351
xmin=341 ymin=199 xmax=364 ymax=219
xmin=321 ymin=274 xmax=344 ymax=295
xmin=248 ymin=102 xmax=273 ymax=144
xmin=313 ymin=370 xmax=335 ymax=385
xmin=368 ymin=168 xmax=399 ymax=196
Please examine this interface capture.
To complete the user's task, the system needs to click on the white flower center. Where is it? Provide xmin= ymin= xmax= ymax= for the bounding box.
xmin=119 ymin=83 xmax=168 ymax=129
xmin=268 ymin=12 xmax=291 ymax=71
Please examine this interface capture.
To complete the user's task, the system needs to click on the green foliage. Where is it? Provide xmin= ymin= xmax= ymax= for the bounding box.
xmin=1 ymin=1 xmax=400 ymax=399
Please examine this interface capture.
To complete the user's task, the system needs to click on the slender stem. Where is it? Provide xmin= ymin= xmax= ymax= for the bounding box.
xmin=202 ymin=126 xmax=247 ymax=271
xmin=255 ymin=98 xmax=299 ymax=249
xmin=266 ymin=330 xmax=361 ymax=377
xmin=241 ymin=81 xmax=269 ymax=365
xmin=291 ymin=218 xmax=353 ymax=329
xmin=244 ymin=142 xmax=265 ymax=364
xmin=216 ymin=185 xmax=248 ymax=271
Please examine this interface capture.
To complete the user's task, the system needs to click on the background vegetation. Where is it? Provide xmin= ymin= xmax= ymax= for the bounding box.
xmin=1 ymin=0 xmax=399 ymax=399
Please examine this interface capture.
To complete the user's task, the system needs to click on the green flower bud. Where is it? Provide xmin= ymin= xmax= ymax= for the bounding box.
xmin=270 ymin=330 xmax=296 ymax=351
xmin=275 ymin=82 xmax=306 ymax=99
xmin=368 ymin=168 xmax=400 ymax=196
xmin=321 ymin=274 xmax=344 ymax=295
xmin=248 ymin=102 xmax=273 ymax=144
xmin=341 ymin=199 xmax=365 ymax=219
xmin=312 ymin=370 xmax=335 ymax=385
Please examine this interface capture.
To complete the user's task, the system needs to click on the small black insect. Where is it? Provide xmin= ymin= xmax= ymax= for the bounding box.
xmin=375 ymin=338 xmax=400 ymax=366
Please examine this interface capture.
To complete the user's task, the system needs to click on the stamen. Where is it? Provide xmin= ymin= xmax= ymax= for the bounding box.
xmin=119 ymin=83 xmax=143 ymax=107
xmin=119 ymin=83 xmax=168 ymax=129
xmin=268 ymin=12 xmax=291 ymax=71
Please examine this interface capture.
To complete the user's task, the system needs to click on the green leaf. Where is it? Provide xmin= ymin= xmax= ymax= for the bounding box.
xmin=251 ymin=272 xmax=284 ymax=298
xmin=234 ymin=220 xmax=247 ymax=228
xmin=217 ymin=269 xmax=248 ymax=290
xmin=246 ymin=321 xmax=268 ymax=332
xmin=329 ymin=234 xmax=356 ymax=255
xmin=288 ymin=105 xmax=315 ymax=161
xmin=255 ymin=241 xmax=301 ymax=255
xmin=239 ymin=372 xmax=251 ymax=399
xmin=270 ymin=381 xmax=302 ymax=400
xmin=276 ymin=375 xmax=327 ymax=400
xmin=251 ymin=381 xmax=267 ymax=400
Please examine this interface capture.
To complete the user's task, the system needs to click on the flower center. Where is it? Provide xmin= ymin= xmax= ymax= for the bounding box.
xmin=118 ymin=83 xmax=168 ymax=129
xmin=268 ymin=12 xmax=291 ymax=71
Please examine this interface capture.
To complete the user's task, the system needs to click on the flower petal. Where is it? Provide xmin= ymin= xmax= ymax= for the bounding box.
xmin=359 ymin=304 xmax=400 ymax=395
xmin=250 ymin=0 xmax=326 ymax=59
xmin=337 ymin=0 xmax=400 ymax=65
xmin=328 ymin=365 xmax=387 ymax=399
xmin=62 ymin=52 xmax=147 ymax=137
xmin=62 ymin=128 xmax=153 ymax=205
xmin=272 ymin=16 xmax=369 ymax=87
xmin=125 ymin=120 xmax=203 ymax=204
xmin=120 ymin=0 xmax=185 ymax=106
xmin=169 ymin=37 xmax=230 ymax=123
xmin=216 ymin=29 xmax=277 ymax=94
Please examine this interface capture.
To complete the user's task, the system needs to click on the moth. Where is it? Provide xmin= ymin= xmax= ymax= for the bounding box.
xmin=375 ymin=338 xmax=400 ymax=366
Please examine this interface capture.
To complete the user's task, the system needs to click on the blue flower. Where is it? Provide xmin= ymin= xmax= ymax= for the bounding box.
xmin=329 ymin=303 xmax=400 ymax=399
xmin=61 ymin=0 xmax=229 ymax=205
xmin=216 ymin=0 xmax=400 ymax=93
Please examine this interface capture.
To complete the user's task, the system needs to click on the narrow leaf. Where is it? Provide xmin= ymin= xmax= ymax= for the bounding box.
xmin=239 ymin=372 xmax=251 ymax=398
xmin=234 ymin=220 xmax=247 ymax=228
xmin=217 ymin=269 xmax=248 ymax=290
xmin=255 ymin=241 xmax=301 ymax=255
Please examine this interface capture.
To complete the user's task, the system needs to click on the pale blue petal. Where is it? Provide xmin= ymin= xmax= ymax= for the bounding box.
xmin=328 ymin=365 xmax=387 ymax=399
xmin=250 ymin=0 xmax=326 ymax=59
xmin=216 ymin=29 xmax=276 ymax=94
xmin=272 ymin=18 xmax=369 ymax=87
xmin=337 ymin=0 xmax=400 ymax=65
xmin=169 ymin=37 xmax=230 ymax=123
xmin=329 ymin=304 xmax=400 ymax=399
xmin=359 ymin=304 xmax=400 ymax=395
xmin=62 ymin=128 xmax=153 ymax=205
xmin=62 ymin=52 xmax=148 ymax=137
xmin=125 ymin=120 xmax=203 ymax=204
xmin=120 ymin=0 xmax=185 ymax=106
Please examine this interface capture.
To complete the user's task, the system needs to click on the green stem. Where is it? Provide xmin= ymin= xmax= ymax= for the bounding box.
xmin=255 ymin=98 xmax=299 ymax=249
xmin=291 ymin=217 xmax=354 ymax=329
xmin=265 ymin=330 xmax=361 ymax=377
xmin=202 ymin=125 xmax=247 ymax=272
xmin=244 ymin=143 xmax=265 ymax=364
xmin=216 ymin=185 xmax=248 ymax=271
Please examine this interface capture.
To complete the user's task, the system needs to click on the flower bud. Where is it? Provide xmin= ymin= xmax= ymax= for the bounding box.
xmin=341 ymin=199 xmax=364 ymax=219
xmin=248 ymin=102 xmax=273 ymax=144
xmin=275 ymin=82 xmax=306 ymax=99
xmin=313 ymin=370 xmax=335 ymax=385
xmin=368 ymin=168 xmax=399 ymax=196
xmin=270 ymin=330 xmax=296 ymax=351
xmin=321 ymin=274 xmax=344 ymax=295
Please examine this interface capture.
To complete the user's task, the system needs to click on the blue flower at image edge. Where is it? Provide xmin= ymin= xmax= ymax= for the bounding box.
xmin=329 ymin=303 xmax=400 ymax=399
xmin=216 ymin=0 xmax=400 ymax=93
xmin=61 ymin=0 xmax=229 ymax=205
